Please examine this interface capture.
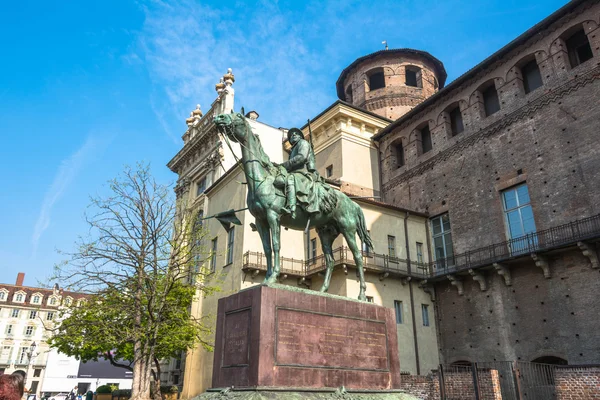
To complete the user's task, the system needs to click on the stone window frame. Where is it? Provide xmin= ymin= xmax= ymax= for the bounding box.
xmin=507 ymin=53 xmax=545 ymax=97
xmin=470 ymin=79 xmax=501 ymax=119
xmin=64 ymin=296 xmax=74 ymax=307
xmin=405 ymin=65 xmax=423 ymax=88
xmin=421 ymin=304 xmax=430 ymax=327
xmin=31 ymin=292 xmax=43 ymax=305
xmin=366 ymin=67 xmax=386 ymax=92
xmin=13 ymin=291 xmax=26 ymax=303
xmin=412 ymin=121 xmax=434 ymax=156
xmin=561 ymin=23 xmax=595 ymax=69
xmin=439 ymin=102 xmax=466 ymax=139
xmin=47 ymin=295 xmax=59 ymax=307
xmin=394 ymin=300 xmax=403 ymax=324
xmin=0 ymin=289 xmax=7 ymax=302
xmin=388 ymin=137 xmax=406 ymax=169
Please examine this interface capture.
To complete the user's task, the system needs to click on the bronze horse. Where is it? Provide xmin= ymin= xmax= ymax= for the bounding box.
xmin=214 ymin=111 xmax=373 ymax=300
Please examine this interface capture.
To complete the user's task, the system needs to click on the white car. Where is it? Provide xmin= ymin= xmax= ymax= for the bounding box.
xmin=50 ymin=393 xmax=68 ymax=400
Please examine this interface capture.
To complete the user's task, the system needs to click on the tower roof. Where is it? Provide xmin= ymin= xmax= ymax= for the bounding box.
xmin=335 ymin=48 xmax=447 ymax=101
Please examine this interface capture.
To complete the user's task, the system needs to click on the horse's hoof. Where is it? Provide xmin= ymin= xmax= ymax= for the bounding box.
xmin=266 ymin=275 xmax=279 ymax=285
xmin=358 ymin=294 xmax=367 ymax=301
xmin=320 ymin=287 xmax=328 ymax=293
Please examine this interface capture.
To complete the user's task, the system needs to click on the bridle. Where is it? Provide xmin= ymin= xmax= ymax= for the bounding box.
xmin=216 ymin=115 xmax=285 ymax=191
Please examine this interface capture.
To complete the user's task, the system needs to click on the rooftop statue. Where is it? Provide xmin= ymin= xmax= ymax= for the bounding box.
xmin=215 ymin=110 xmax=374 ymax=300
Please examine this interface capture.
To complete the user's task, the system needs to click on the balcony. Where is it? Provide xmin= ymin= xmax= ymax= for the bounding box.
xmin=430 ymin=213 xmax=600 ymax=278
xmin=242 ymin=246 xmax=428 ymax=279
xmin=242 ymin=214 xmax=600 ymax=282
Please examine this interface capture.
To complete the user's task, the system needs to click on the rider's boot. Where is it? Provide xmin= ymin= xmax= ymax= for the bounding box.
xmin=282 ymin=181 xmax=297 ymax=219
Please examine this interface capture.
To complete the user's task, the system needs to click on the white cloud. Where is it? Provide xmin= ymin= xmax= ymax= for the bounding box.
xmin=134 ymin=0 xmax=335 ymax=134
xmin=31 ymin=135 xmax=107 ymax=257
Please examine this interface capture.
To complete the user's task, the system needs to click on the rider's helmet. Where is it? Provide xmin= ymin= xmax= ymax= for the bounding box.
xmin=287 ymin=128 xmax=303 ymax=143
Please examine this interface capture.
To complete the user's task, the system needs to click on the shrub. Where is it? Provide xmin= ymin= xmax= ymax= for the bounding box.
xmin=112 ymin=389 xmax=131 ymax=398
xmin=160 ymin=386 xmax=179 ymax=394
xmin=96 ymin=386 xmax=112 ymax=394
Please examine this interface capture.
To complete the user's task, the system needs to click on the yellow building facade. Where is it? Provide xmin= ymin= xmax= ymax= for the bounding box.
xmin=167 ymin=71 xmax=439 ymax=398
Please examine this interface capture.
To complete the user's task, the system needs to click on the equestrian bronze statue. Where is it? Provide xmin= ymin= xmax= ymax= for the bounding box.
xmin=214 ymin=110 xmax=373 ymax=300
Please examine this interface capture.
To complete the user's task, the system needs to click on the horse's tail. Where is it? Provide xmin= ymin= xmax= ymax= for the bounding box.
xmin=356 ymin=206 xmax=374 ymax=251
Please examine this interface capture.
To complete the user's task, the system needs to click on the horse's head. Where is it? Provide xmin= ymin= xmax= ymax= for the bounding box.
xmin=214 ymin=110 xmax=248 ymax=144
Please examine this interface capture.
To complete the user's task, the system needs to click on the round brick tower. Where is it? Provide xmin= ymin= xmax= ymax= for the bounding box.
xmin=336 ymin=49 xmax=447 ymax=120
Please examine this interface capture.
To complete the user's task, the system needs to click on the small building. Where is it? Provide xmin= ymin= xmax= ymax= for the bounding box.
xmin=0 ymin=273 xmax=86 ymax=397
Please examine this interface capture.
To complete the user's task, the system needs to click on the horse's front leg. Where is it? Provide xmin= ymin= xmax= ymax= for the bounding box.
xmin=255 ymin=219 xmax=272 ymax=281
xmin=265 ymin=211 xmax=281 ymax=284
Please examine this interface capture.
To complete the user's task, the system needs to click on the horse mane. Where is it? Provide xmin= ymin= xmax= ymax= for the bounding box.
xmin=241 ymin=116 xmax=277 ymax=173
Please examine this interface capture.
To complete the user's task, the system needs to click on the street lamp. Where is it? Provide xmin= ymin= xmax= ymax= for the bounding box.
xmin=25 ymin=342 xmax=38 ymax=393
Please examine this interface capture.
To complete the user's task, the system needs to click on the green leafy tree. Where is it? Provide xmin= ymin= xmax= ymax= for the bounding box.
xmin=49 ymin=164 xmax=218 ymax=400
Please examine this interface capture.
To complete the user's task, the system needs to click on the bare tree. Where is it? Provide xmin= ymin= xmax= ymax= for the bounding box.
xmin=50 ymin=164 xmax=218 ymax=400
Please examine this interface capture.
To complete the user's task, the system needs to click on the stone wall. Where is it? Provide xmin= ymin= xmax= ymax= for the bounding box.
xmin=400 ymin=364 xmax=600 ymax=399
xmin=555 ymin=366 xmax=600 ymax=400
xmin=338 ymin=51 xmax=443 ymax=120
xmin=377 ymin=1 xmax=600 ymax=365
xmin=399 ymin=373 xmax=440 ymax=400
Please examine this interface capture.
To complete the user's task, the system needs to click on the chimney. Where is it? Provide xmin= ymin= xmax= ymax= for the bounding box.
xmin=16 ymin=272 xmax=25 ymax=286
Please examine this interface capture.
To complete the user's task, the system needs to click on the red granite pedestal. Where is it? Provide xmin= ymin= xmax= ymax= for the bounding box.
xmin=210 ymin=283 xmax=402 ymax=391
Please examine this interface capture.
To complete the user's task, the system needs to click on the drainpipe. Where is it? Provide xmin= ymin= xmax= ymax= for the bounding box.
xmin=404 ymin=211 xmax=421 ymax=375
xmin=374 ymin=139 xmax=383 ymax=200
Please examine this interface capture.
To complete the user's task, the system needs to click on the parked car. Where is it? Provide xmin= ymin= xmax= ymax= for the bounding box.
xmin=50 ymin=393 xmax=68 ymax=400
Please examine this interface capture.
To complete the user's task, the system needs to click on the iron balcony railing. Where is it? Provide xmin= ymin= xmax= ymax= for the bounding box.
xmin=242 ymin=246 xmax=428 ymax=279
xmin=242 ymin=214 xmax=600 ymax=280
xmin=431 ymin=213 xmax=600 ymax=276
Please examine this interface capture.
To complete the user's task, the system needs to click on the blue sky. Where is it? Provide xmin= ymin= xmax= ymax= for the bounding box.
xmin=0 ymin=0 xmax=568 ymax=286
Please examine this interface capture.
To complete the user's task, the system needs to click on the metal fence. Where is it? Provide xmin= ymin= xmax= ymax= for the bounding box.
xmin=438 ymin=361 xmax=600 ymax=400
xmin=431 ymin=213 xmax=600 ymax=276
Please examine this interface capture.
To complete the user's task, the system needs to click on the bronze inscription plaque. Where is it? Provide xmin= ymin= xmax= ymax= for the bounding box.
xmin=221 ymin=308 xmax=251 ymax=367
xmin=275 ymin=308 xmax=389 ymax=371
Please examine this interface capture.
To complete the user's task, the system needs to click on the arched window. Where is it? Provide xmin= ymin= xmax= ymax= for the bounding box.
xmin=519 ymin=57 xmax=543 ymax=94
xmin=367 ymin=69 xmax=385 ymax=91
xmin=532 ymin=356 xmax=568 ymax=365
xmin=15 ymin=294 xmax=23 ymax=302
xmin=418 ymin=124 xmax=432 ymax=154
xmin=447 ymin=105 xmax=464 ymax=136
xmin=565 ymin=28 xmax=593 ymax=68
xmin=481 ymin=82 xmax=500 ymax=116
xmin=405 ymin=66 xmax=422 ymax=88
xmin=390 ymin=140 xmax=405 ymax=168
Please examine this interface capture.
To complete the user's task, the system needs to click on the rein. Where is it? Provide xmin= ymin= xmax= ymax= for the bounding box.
xmin=217 ymin=116 xmax=285 ymax=191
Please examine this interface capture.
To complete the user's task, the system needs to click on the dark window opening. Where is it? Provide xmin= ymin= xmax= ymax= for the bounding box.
xmin=394 ymin=300 xmax=403 ymax=324
xmin=369 ymin=71 xmax=385 ymax=91
xmin=394 ymin=142 xmax=404 ymax=167
xmin=449 ymin=107 xmax=464 ymax=136
xmin=521 ymin=59 xmax=543 ymax=94
xmin=566 ymin=29 xmax=593 ymax=68
xmin=421 ymin=126 xmax=432 ymax=153
xmin=33 ymin=369 xmax=41 ymax=377
xmin=405 ymin=67 xmax=422 ymax=88
xmin=30 ymin=381 xmax=39 ymax=394
xmin=366 ymin=296 xmax=374 ymax=303
xmin=326 ymin=165 xmax=333 ymax=178
xmin=483 ymin=85 xmax=500 ymax=116
xmin=196 ymin=177 xmax=207 ymax=196
xmin=345 ymin=86 xmax=353 ymax=103
xmin=532 ymin=356 xmax=568 ymax=365
xmin=173 ymin=375 xmax=180 ymax=385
